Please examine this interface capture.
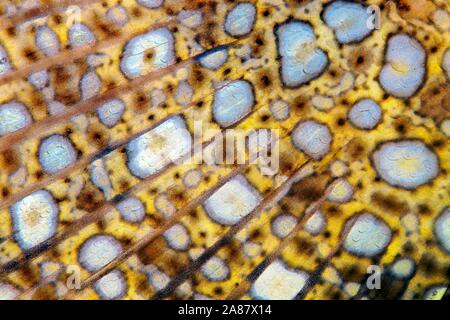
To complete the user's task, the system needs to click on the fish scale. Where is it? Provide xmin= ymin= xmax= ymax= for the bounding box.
xmin=0 ymin=0 xmax=448 ymax=300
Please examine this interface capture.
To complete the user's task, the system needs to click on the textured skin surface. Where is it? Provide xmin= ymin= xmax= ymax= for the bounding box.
xmin=0 ymin=0 xmax=448 ymax=300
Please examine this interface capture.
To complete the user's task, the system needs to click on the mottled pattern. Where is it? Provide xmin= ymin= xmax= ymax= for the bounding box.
xmin=0 ymin=0 xmax=448 ymax=300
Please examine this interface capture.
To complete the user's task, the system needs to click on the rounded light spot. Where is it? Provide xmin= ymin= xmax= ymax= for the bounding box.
xmin=137 ymin=0 xmax=164 ymax=8
xmin=201 ymin=256 xmax=230 ymax=282
xmin=78 ymin=234 xmax=122 ymax=272
xmin=269 ymin=99 xmax=290 ymax=121
xmin=97 ymin=99 xmax=125 ymax=128
xmin=10 ymin=190 xmax=59 ymax=250
xmin=120 ymin=27 xmax=175 ymax=79
xmin=379 ymin=34 xmax=426 ymax=99
xmin=177 ymin=10 xmax=203 ymax=29
xmin=323 ymin=1 xmax=373 ymax=44
xmin=250 ymin=260 xmax=309 ymax=300
xmin=443 ymin=50 xmax=450 ymax=79
xmin=390 ymin=258 xmax=415 ymax=279
xmin=434 ymin=207 xmax=450 ymax=253
xmin=80 ymin=71 xmax=102 ymax=100
xmin=106 ymin=5 xmax=129 ymax=26
xmin=94 ymin=270 xmax=127 ymax=300
xmin=275 ymin=20 xmax=328 ymax=88
xmin=126 ymin=116 xmax=192 ymax=179
xmin=372 ymin=140 xmax=439 ymax=189
xmin=198 ymin=47 xmax=228 ymax=70
xmin=224 ymin=2 xmax=256 ymax=37
xmin=203 ymin=175 xmax=262 ymax=225
xmin=68 ymin=23 xmax=96 ymax=48
xmin=343 ymin=212 xmax=392 ymax=257
xmin=212 ymin=80 xmax=255 ymax=127
xmin=146 ymin=265 xmax=170 ymax=291
xmin=305 ymin=211 xmax=326 ymax=236
xmin=440 ymin=118 xmax=450 ymax=138
xmin=163 ymin=223 xmax=191 ymax=251
xmin=175 ymin=80 xmax=193 ymax=106
xmin=0 ymin=282 xmax=19 ymax=300
xmin=292 ymin=120 xmax=332 ymax=160
xmin=272 ymin=214 xmax=297 ymax=238
xmin=348 ymin=99 xmax=382 ymax=130
xmin=38 ymin=134 xmax=78 ymax=174
xmin=0 ymin=101 xmax=32 ymax=135
xmin=183 ymin=169 xmax=203 ymax=188
xmin=28 ymin=70 xmax=49 ymax=90
xmin=327 ymin=178 xmax=353 ymax=203
xmin=116 ymin=197 xmax=146 ymax=224
xmin=35 ymin=25 xmax=60 ymax=57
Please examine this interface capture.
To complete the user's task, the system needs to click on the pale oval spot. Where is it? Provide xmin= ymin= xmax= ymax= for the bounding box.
xmin=390 ymin=258 xmax=415 ymax=279
xmin=94 ymin=270 xmax=127 ymax=300
xmin=271 ymin=214 xmax=297 ymax=239
xmin=28 ymin=70 xmax=49 ymax=90
xmin=443 ymin=50 xmax=450 ymax=79
xmin=292 ymin=120 xmax=332 ymax=160
xmin=348 ymin=99 xmax=382 ymax=130
xmin=201 ymin=256 xmax=230 ymax=282
xmin=183 ymin=169 xmax=203 ymax=188
xmin=343 ymin=212 xmax=392 ymax=257
xmin=198 ymin=47 xmax=228 ymax=70
xmin=323 ymin=1 xmax=373 ymax=44
xmin=68 ymin=23 xmax=96 ymax=48
xmin=35 ymin=25 xmax=60 ymax=57
xmin=175 ymin=80 xmax=193 ymax=106
xmin=379 ymin=34 xmax=426 ymax=99
xmin=224 ymin=2 xmax=256 ymax=37
xmin=327 ymin=178 xmax=354 ymax=203
xmin=0 ymin=101 xmax=32 ymax=135
xmin=0 ymin=282 xmax=19 ymax=300
xmin=89 ymin=159 xmax=113 ymax=200
xmin=137 ymin=0 xmax=164 ymax=8
xmin=106 ymin=5 xmax=129 ymax=27
xmin=269 ymin=99 xmax=290 ymax=121
xmin=250 ymin=260 xmax=309 ymax=300
xmin=117 ymin=197 xmax=146 ymax=224
xmin=434 ymin=207 xmax=450 ymax=253
xmin=212 ymin=80 xmax=254 ymax=127
xmin=203 ymin=175 xmax=262 ymax=226
xmin=126 ymin=116 xmax=192 ymax=179
xmin=163 ymin=223 xmax=191 ymax=251
xmin=78 ymin=234 xmax=122 ymax=272
xmin=146 ymin=265 xmax=170 ymax=291
xmin=80 ymin=71 xmax=102 ymax=100
xmin=10 ymin=190 xmax=59 ymax=251
xmin=372 ymin=140 xmax=439 ymax=190
xmin=275 ymin=20 xmax=328 ymax=88
xmin=305 ymin=211 xmax=326 ymax=236
xmin=97 ymin=99 xmax=125 ymax=128
xmin=38 ymin=134 xmax=78 ymax=174
xmin=120 ymin=27 xmax=175 ymax=79
xmin=177 ymin=10 xmax=203 ymax=29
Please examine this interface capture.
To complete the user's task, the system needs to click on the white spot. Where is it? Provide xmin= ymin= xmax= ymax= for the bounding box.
xmin=390 ymin=258 xmax=415 ymax=279
xmin=243 ymin=241 xmax=262 ymax=258
xmin=78 ymin=234 xmax=122 ymax=272
xmin=269 ymin=99 xmax=290 ymax=121
xmin=272 ymin=214 xmax=297 ymax=238
xmin=0 ymin=101 xmax=32 ymax=135
xmin=203 ymin=175 xmax=262 ymax=225
xmin=201 ymin=256 xmax=230 ymax=282
xmin=0 ymin=282 xmax=19 ymax=300
xmin=327 ymin=178 xmax=353 ymax=203
xmin=10 ymin=190 xmax=59 ymax=251
xmin=35 ymin=25 xmax=60 ymax=57
xmin=177 ymin=10 xmax=203 ymax=29
xmin=312 ymin=95 xmax=335 ymax=111
xmin=89 ymin=159 xmax=114 ymax=200
xmin=198 ymin=47 xmax=228 ymax=70
xmin=212 ymin=80 xmax=254 ymax=127
xmin=434 ymin=207 xmax=450 ymax=253
xmin=0 ymin=44 xmax=12 ymax=75
xmin=443 ymin=50 xmax=450 ymax=79
xmin=276 ymin=21 xmax=328 ymax=88
xmin=379 ymin=34 xmax=426 ymax=99
xmin=106 ymin=5 xmax=129 ymax=27
xmin=154 ymin=194 xmax=176 ymax=219
xmin=80 ymin=71 xmax=102 ymax=100
xmin=120 ymin=27 xmax=175 ymax=79
xmin=175 ymin=80 xmax=193 ymax=106
xmin=224 ymin=2 xmax=256 ymax=37
xmin=250 ymin=260 xmax=309 ymax=300
xmin=150 ymin=88 xmax=166 ymax=108
xmin=126 ymin=116 xmax=192 ymax=179
xmin=28 ymin=70 xmax=49 ymax=90
xmin=163 ymin=223 xmax=191 ymax=251
xmin=97 ymin=99 xmax=125 ymax=128
xmin=292 ymin=120 xmax=332 ymax=160
xmin=117 ymin=197 xmax=146 ymax=224
xmin=305 ymin=210 xmax=326 ymax=236
xmin=323 ymin=1 xmax=373 ymax=44
xmin=68 ymin=23 xmax=96 ymax=48
xmin=146 ymin=265 xmax=170 ymax=291
xmin=137 ymin=0 xmax=164 ymax=8
xmin=348 ymin=99 xmax=382 ymax=130
xmin=38 ymin=134 xmax=77 ymax=174
xmin=343 ymin=212 xmax=392 ymax=257
xmin=94 ymin=270 xmax=127 ymax=300
xmin=183 ymin=169 xmax=203 ymax=188
xmin=372 ymin=140 xmax=439 ymax=189
xmin=440 ymin=118 xmax=450 ymax=138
